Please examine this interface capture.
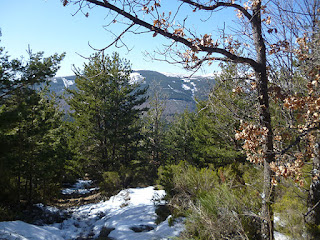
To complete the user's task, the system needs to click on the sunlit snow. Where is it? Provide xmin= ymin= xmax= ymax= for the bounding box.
xmin=167 ymin=84 xmax=174 ymax=90
xmin=129 ymin=72 xmax=145 ymax=85
xmin=274 ymin=231 xmax=291 ymax=240
xmin=61 ymin=179 xmax=99 ymax=195
xmin=182 ymin=84 xmax=191 ymax=91
xmin=0 ymin=187 xmax=184 ymax=240
xmin=160 ymin=72 xmax=188 ymax=78
xmin=62 ymin=78 xmax=75 ymax=88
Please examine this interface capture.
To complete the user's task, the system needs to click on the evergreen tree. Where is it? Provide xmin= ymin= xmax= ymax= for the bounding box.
xmin=190 ymin=63 xmax=250 ymax=168
xmin=191 ymin=100 xmax=243 ymax=168
xmin=166 ymin=109 xmax=195 ymax=165
xmin=141 ymin=82 xmax=168 ymax=171
xmin=67 ymin=52 xmax=147 ymax=178
xmin=0 ymin=46 xmax=65 ymax=207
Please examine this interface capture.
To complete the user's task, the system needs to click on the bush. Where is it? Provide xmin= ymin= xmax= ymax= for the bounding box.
xmin=172 ymin=164 xmax=218 ymax=198
xmin=181 ymin=185 xmax=260 ymax=240
xmin=157 ymin=162 xmax=263 ymax=239
xmin=99 ymin=171 xmax=121 ymax=197
xmin=157 ymin=161 xmax=186 ymax=198
xmin=119 ymin=161 xmax=154 ymax=187
xmin=0 ymin=205 xmax=15 ymax=221
xmin=157 ymin=161 xmax=219 ymax=197
xmin=274 ymin=179 xmax=307 ymax=239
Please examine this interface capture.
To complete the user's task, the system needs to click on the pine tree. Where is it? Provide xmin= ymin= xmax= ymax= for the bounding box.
xmin=0 ymin=46 xmax=65 ymax=207
xmin=141 ymin=82 xmax=168 ymax=168
xmin=166 ymin=109 xmax=195 ymax=165
xmin=67 ymin=52 xmax=147 ymax=178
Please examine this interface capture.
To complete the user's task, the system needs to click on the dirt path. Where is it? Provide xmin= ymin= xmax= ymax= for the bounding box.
xmin=53 ymin=191 xmax=102 ymax=209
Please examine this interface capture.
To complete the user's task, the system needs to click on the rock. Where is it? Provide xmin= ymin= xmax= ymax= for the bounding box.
xmin=96 ymin=226 xmax=115 ymax=240
xmin=130 ymin=224 xmax=155 ymax=232
xmin=97 ymin=211 xmax=105 ymax=219
xmin=20 ymin=204 xmax=69 ymax=226
xmin=155 ymin=204 xmax=171 ymax=224
xmin=120 ymin=202 xmax=129 ymax=208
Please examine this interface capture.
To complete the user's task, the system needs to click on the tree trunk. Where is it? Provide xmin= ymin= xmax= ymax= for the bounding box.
xmin=305 ymin=134 xmax=320 ymax=239
xmin=261 ymin=158 xmax=274 ymax=240
xmin=305 ymin=3 xmax=320 ymax=238
xmin=256 ymin=65 xmax=274 ymax=240
xmin=251 ymin=3 xmax=275 ymax=240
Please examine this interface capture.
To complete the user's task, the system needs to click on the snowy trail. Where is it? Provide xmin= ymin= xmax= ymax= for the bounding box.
xmin=0 ymin=187 xmax=184 ymax=240
xmin=0 ymin=181 xmax=289 ymax=240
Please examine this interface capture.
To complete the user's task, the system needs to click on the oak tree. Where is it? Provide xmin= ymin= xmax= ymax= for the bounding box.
xmin=61 ymin=0 xmax=312 ymax=238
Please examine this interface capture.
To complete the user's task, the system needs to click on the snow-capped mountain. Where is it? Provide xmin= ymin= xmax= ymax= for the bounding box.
xmin=50 ymin=70 xmax=215 ymax=115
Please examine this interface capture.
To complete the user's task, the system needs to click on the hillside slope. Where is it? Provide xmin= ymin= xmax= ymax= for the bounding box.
xmin=50 ymin=70 xmax=215 ymax=115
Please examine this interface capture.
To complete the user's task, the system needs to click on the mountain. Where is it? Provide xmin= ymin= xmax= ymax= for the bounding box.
xmin=50 ymin=70 xmax=215 ymax=115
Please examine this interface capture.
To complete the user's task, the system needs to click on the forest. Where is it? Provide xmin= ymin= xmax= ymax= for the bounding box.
xmin=1 ymin=0 xmax=320 ymax=239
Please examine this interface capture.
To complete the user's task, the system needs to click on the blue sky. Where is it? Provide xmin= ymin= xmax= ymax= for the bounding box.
xmin=0 ymin=0 xmax=236 ymax=77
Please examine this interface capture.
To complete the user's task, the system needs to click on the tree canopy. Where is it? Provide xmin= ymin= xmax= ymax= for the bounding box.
xmin=67 ymin=52 xmax=148 ymax=178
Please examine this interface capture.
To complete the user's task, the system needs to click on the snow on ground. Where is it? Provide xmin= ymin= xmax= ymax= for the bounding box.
xmin=61 ymin=179 xmax=99 ymax=195
xmin=274 ymin=214 xmax=291 ymax=240
xmin=160 ymin=72 xmax=188 ymax=78
xmin=62 ymin=78 xmax=74 ymax=88
xmin=181 ymin=78 xmax=191 ymax=83
xmin=0 ymin=187 xmax=184 ymax=240
xmin=0 ymin=221 xmax=64 ymax=240
xmin=161 ymin=71 xmax=216 ymax=80
xmin=130 ymin=72 xmax=145 ymax=85
xmin=181 ymin=83 xmax=191 ymax=91
xmin=0 ymin=181 xmax=288 ymax=240
xmin=275 ymin=231 xmax=291 ymax=240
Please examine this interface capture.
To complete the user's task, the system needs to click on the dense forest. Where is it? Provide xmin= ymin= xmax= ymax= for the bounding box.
xmin=1 ymin=0 xmax=320 ymax=239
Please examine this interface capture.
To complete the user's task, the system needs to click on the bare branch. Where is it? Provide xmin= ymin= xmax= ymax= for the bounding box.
xmin=179 ymin=0 xmax=253 ymax=20
xmin=279 ymin=122 xmax=320 ymax=156
xmin=84 ymin=0 xmax=259 ymax=69
xmin=89 ymin=23 xmax=135 ymax=52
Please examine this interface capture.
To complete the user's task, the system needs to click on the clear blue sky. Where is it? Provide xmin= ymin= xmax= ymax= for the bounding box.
xmin=0 ymin=0 xmax=236 ymax=77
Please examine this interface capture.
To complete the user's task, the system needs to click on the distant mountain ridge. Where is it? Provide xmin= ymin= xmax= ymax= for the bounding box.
xmin=50 ymin=70 xmax=215 ymax=115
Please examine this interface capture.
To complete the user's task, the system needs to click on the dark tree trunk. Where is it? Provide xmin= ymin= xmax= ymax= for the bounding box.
xmin=251 ymin=4 xmax=274 ymax=240
xmin=74 ymin=1 xmax=276 ymax=238
xmin=306 ymin=136 xmax=320 ymax=239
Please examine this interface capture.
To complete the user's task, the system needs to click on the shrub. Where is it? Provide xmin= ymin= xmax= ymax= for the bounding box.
xmin=99 ymin=171 xmax=121 ymax=197
xmin=0 ymin=205 xmax=15 ymax=221
xmin=274 ymin=179 xmax=307 ymax=239
xmin=172 ymin=164 xmax=218 ymax=198
xmin=180 ymin=183 xmax=261 ymax=240
xmin=157 ymin=162 xmax=263 ymax=239
xmin=157 ymin=161 xmax=218 ymax=197
xmin=119 ymin=161 xmax=154 ymax=187
xmin=157 ymin=161 xmax=184 ymax=199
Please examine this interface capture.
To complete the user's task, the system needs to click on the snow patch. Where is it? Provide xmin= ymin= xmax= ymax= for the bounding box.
xmin=62 ymin=78 xmax=74 ymax=88
xmin=161 ymin=71 xmax=215 ymax=79
xmin=191 ymin=82 xmax=197 ymax=91
xmin=0 ymin=221 xmax=64 ymax=240
xmin=35 ymin=203 xmax=60 ymax=214
xmin=61 ymin=179 xmax=99 ymax=195
xmin=274 ymin=214 xmax=290 ymax=240
xmin=181 ymin=78 xmax=191 ymax=83
xmin=274 ymin=231 xmax=291 ymax=240
xmin=0 ymin=187 xmax=184 ymax=240
xmin=182 ymin=84 xmax=191 ymax=91
xmin=161 ymin=72 xmax=188 ymax=78
xmin=130 ymin=72 xmax=145 ymax=85
xmin=200 ymin=73 xmax=216 ymax=78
